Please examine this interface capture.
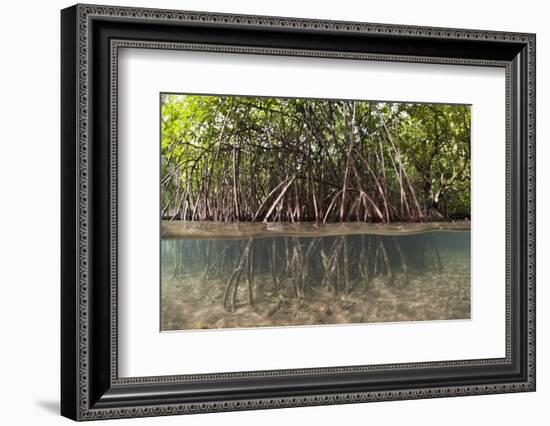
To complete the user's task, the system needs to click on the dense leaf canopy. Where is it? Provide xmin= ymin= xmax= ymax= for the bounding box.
xmin=161 ymin=94 xmax=470 ymax=223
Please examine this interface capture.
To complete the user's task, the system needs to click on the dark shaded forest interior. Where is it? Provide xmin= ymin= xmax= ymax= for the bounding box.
xmin=161 ymin=94 xmax=471 ymax=224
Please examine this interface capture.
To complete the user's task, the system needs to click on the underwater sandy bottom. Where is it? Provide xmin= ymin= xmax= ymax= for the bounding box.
xmin=161 ymin=251 xmax=470 ymax=331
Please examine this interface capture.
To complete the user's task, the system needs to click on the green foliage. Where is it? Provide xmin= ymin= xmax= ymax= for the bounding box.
xmin=160 ymin=94 xmax=470 ymax=223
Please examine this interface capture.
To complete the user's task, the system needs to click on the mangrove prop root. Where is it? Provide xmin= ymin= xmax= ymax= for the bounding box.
xmin=321 ymin=237 xmax=343 ymax=294
xmin=429 ymin=234 xmax=443 ymax=271
xmin=373 ymin=239 xmax=380 ymax=278
xmin=223 ymin=238 xmax=254 ymax=312
xmin=284 ymin=237 xmax=291 ymax=270
xmin=171 ymin=241 xmax=179 ymax=278
xmin=392 ymin=237 xmax=410 ymax=286
xmin=211 ymin=241 xmax=231 ymax=278
xmin=246 ymin=244 xmax=255 ymax=306
xmin=358 ymin=236 xmax=370 ymax=291
xmin=206 ymin=231 xmax=446 ymax=311
xmin=420 ymin=235 xmax=426 ymax=268
xmin=162 ymin=97 xmax=470 ymax=224
xmin=203 ymin=240 xmax=211 ymax=279
xmin=291 ymin=237 xmax=303 ymax=299
xmin=378 ymin=238 xmax=394 ymax=285
xmin=320 ymin=248 xmax=331 ymax=290
xmin=417 ymin=234 xmax=443 ymax=271
xmin=302 ymin=238 xmax=320 ymax=295
xmin=270 ymin=239 xmax=279 ymax=293
xmin=343 ymin=237 xmax=351 ymax=294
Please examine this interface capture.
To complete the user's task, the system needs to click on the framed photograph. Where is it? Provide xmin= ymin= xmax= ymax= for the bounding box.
xmin=61 ymin=4 xmax=536 ymax=421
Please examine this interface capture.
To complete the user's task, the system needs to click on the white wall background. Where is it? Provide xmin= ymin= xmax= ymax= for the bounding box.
xmin=0 ymin=0 xmax=546 ymax=424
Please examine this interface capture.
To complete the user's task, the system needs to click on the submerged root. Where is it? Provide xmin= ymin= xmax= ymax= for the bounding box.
xmin=246 ymin=244 xmax=255 ymax=305
xmin=343 ymin=237 xmax=351 ymax=293
xmin=184 ymin=230 xmax=451 ymax=313
xmin=358 ymin=236 xmax=370 ymax=291
xmin=320 ymin=237 xmax=343 ymax=294
xmin=270 ymin=239 xmax=279 ymax=293
xmin=430 ymin=234 xmax=443 ymax=272
xmin=378 ymin=237 xmax=394 ymax=285
xmin=392 ymin=237 xmax=410 ymax=286
xmin=223 ymin=238 xmax=254 ymax=312
xmin=418 ymin=234 xmax=443 ymax=272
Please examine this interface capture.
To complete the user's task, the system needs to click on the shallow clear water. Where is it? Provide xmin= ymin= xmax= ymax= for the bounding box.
xmin=161 ymin=230 xmax=470 ymax=331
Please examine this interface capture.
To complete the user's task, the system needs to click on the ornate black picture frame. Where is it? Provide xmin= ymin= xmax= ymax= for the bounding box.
xmin=61 ymin=4 xmax=536 ymax=421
